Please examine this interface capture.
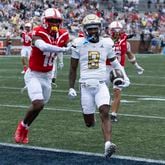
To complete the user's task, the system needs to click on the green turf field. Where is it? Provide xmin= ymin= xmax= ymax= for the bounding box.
xmin=0 ymin=54 xmax=165 ymax=160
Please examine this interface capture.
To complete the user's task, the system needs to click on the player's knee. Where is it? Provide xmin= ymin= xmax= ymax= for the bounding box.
xmin=99 ymin=105 xmax=110 ymax=118
xmin=32 ymin=100 xmax=44 ymax=112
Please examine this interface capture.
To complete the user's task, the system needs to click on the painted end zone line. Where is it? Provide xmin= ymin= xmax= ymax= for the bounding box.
xmin=0 ymin=143 xmax=164 ymax=164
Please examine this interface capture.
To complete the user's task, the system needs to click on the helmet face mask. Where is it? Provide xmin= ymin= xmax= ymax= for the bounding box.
xmin=41 ymin=8 xmax=62 ymax=36
xmin=45 ymin=18 xmax=62 ymax=34
xmin=25 ymin=23 xmax=32 ymax=32
xmin=84 ymin=25 xmax=100 ymax=43
xmin=82 ymin=14 xmax=101 ymax=43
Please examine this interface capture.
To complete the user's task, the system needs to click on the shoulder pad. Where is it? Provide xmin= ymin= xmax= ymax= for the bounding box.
xmin=101 ymin=37 xmax=114 ymax=47
xmin=72 ymin=37 xmax=86 ymax=48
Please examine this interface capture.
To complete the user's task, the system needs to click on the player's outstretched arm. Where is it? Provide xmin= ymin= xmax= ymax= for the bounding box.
xmin=35 ymin=39 xmax=71 ymax=53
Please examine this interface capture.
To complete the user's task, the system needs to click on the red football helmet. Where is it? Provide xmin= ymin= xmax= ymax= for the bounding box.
xmin=41 ymin=8 xmax=62 ymax=35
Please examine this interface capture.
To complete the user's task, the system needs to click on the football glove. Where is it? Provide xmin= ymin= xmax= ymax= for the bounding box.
xmin=118 ymin=79 xmax=130 ymax=88
xmin=68 ymin=88 xmax=77 ymax=99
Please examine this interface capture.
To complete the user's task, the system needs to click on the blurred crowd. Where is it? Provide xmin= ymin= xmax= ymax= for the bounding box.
xmin=0 ymin=0 xmax=165 ymax=53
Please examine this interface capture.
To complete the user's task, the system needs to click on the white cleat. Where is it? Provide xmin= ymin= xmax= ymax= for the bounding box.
xmin=104 ymin=142 xmax=117 ymax=158
xmin=52 ymin=78 xmax=57 ymax=88
xmin=52 ymin=82 xmax=57 ymax=88
xmin=21 ymin=70 xmax=25 ymax=74
xmin=136 ymin=67 xmax=144 ymax=75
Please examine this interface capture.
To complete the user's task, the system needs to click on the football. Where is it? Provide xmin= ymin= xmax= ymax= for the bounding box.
xmin=110 ymin=69 xmax=124 ymax=86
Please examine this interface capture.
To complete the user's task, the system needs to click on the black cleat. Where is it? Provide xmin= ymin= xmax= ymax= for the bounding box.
xmin=104 ymin=143 xmax=117 ymax=158
xmin=111 ymin=115 xmax=118 ymax=122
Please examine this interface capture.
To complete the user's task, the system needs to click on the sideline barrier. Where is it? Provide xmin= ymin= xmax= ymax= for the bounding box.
xmin=0 ymin=38 xmax=21 ymax=55
xmin=0 ymin=41 xmax=5 ymax=55
xmin=0 ymin=37 xmax=155 ymax=55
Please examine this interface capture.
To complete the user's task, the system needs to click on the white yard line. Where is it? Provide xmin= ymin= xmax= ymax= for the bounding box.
xmin=138 ymin=98 xmax=165 ymax=101
xmin=0 ymin=103 xmax=165 ymax=120
xmin=0 ymin=142 xmax=164 ymax=164
xmin=1 ymin=86 xmax=165 ymax=99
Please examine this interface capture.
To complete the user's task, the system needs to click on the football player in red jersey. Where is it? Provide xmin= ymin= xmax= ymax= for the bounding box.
xmin=106 ymin=21 xmax=130 ymax=122
xmin=14 ymin=8 xmax=70 ymax=144
xmin=20 ymin=23 xmax=32 ymax=74
xmin=106 ymin=21 xmax=144 ymax=122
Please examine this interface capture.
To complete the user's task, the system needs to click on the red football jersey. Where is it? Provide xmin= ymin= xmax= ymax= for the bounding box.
xmin=29 ymin=26 xmax=69 ymax=72
xmin=106 ymin=33 xmax=127 ymax=67
xmin=55 ymin=29 xmax=69 ymax=47
xmin=21 ymin=31 xmax=32 ymax=46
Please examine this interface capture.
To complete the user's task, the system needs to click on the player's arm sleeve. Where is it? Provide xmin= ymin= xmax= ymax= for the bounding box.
xmin=107 ymin=44 xmax=116 ymax=59
xmin=34 ymin=39 xmax=67 ymax=53
xmin=107 ymin=44 xmax=123 ymax=70
xmin=110 ymin=57 xmax=123 ymax=70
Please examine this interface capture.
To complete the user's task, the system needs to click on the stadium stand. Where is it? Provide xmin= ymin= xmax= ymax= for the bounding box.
xmin=0 ymin=0 xmax=165 ymax=55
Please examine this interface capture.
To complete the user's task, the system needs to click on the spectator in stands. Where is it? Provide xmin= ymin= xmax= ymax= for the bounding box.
xmin=160 ymin=32 xmax=165 ymax=55
xmin=5 ymin=32 xmax=12 ymax=55
xmin=0 ymin=0 xmax=164 ymax=55
xmin=150 ymin=31 xmax=161 ymax=53
xmin=161 ymin=38 xmax=165 ymax=55
xmin=147 ymin=0 xmax=152 ymax=9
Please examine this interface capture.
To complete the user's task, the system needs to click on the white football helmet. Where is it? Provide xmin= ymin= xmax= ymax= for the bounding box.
xmin=41 ymin=8 xmax=62 ymax=35
xmin=109 ymin=21 xmax=123 ymax=33
xmin=82 ymin=14 xmax=101 ymax=43
xmin=25 ymin=23 xmax=32 ymax=32
xmin=25 ymin=23 xmax=32 ymax=28
xmin=108 ymin=21 xmax=123 ymax=39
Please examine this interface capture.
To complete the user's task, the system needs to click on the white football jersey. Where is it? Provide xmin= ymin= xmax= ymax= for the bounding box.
xmin=71 ymin=37 xmax=115 ymax=82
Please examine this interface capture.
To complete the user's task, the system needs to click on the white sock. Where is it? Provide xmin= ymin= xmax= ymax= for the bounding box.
xmin=111 ymin=112 xmax=117 ymax=116
xmin=21 ymin=121 xmax=29 ymax=129
xmin=105 ymin=141 xmax=111 ymax=149
xmin=134 ymin=62 xmax=141 ymax=69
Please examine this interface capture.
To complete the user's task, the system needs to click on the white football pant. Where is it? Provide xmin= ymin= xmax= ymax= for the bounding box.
xmin=80 ymin=81 xmax=111 ymax=114
xmin=24 ymin=69 xmax=52 ymax=104
xmin=21 ymin=46 xmax=32 ymax=59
